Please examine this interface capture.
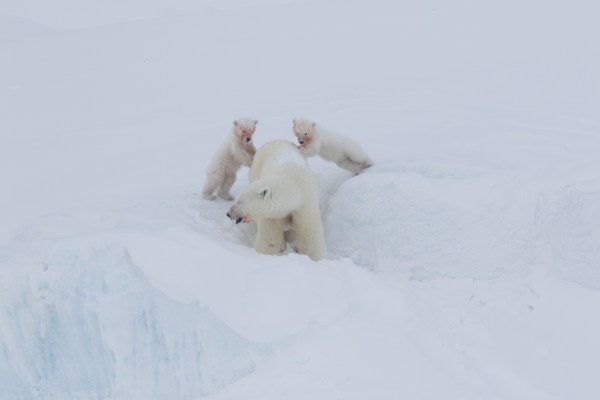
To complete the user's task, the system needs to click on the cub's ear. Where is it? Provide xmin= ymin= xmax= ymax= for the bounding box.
xmin=259 ymin=187 xmax=271 ymax=200
xmin=312 ymin=122 xmax=316 ymax=128
xmin=253 ymin=119 xmax=258 ymax=126
xmin=293 ymin=118 xmax=297 ymax=124
xmin=233 ymin=120 xmax=238 ymax=126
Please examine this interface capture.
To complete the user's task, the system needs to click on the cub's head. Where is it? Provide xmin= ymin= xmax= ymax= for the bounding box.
xmin=292 ymin=118 xmax=316 ymax=145
xmin=233 ymin=118 xmax=258 ymax=143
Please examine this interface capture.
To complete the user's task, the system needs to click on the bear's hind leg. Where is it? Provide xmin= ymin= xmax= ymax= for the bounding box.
xmin=217 ymin=172 xmax=236 ymax=201
xmin=202 ymin=168 xmax=225 ymax=200
xmin=336 ymin=157 xmax=363 ymax=176
xmin=292 ymin=217 xmax=326 ymax=261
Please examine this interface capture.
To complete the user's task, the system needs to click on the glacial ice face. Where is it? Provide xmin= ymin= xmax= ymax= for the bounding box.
xmin=0 ymin=239 xmax=257 ymax=400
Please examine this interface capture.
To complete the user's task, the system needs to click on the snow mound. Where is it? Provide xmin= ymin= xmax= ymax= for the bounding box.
xmin=0 ymin=233 xmax=257 ymax=400
xmin=323 ymin=162 xmax=532 ymax=278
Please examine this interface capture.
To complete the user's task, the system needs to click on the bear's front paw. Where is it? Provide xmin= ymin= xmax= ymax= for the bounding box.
xmin=265 ymin=241 xmax=286 ymax=255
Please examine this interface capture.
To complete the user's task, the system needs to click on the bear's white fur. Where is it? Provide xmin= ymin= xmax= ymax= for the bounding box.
xmin=226 ymin=140 xmax=326 ymax=261
xmin=202 ymin=118 xmax=258 ymax=200
xmin=293 ymin=118 xmax=373 ymax=175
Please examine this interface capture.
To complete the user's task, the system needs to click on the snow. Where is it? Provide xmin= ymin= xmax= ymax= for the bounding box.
xmin=1 ymin=0 xmax=600 ymax=399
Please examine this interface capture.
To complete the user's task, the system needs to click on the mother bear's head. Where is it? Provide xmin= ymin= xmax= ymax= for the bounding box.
xmin=226 ymin=176 xmax=303 ymax=224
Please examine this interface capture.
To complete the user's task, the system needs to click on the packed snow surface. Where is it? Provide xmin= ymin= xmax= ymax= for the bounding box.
xmin=1 ymin=0 xmax=600 ymax=399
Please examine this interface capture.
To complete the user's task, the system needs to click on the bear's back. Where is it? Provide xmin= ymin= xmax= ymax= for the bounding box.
xmin=250 ymin=140 xmax=307 ymax=182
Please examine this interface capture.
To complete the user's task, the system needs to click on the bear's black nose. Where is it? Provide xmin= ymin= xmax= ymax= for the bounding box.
xmin=226 ymin=212 xmax=231 ymax=219
xmin=299 ymin=140 xmax=304 ymax=145
xmin=245 ymin=137 xmax=251 ymax=142
xmin=236 ymin=217 xmax=243 ymax=224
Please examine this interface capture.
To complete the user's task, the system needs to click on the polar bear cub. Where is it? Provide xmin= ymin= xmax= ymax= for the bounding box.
xmin=202 ymin=118 xmax=258 ymax=200
xmin=226 ymin=140 xmax=326 ymax=261
xmin=292 ymin=118 xmax=373 ymax=175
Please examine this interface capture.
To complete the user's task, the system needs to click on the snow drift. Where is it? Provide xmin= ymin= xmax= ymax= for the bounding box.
xmin=1 ymin=0 xmax=600 ymax=399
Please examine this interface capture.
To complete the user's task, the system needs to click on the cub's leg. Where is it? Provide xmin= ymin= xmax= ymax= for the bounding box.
xmin=202 ymin=168 xmax=225 ymax=200
xmin=218 ymin=172 xmax=236 ymax=201
xmin=336 ymin=157 xmax=364 ymax=176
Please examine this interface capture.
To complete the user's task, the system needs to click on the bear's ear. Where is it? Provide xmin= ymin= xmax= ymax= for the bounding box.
xmin=233 ymin=120 xmax=238 ymax=126
xmin=312 ymin=122 xmax=316 ymax=128
xmin=259 ymin=187 xmax=271 ymax=200
xmin=253 ymin=119 xmax=258 ymax=126
xmin=293 ymin=118 xmax=297 ymax=125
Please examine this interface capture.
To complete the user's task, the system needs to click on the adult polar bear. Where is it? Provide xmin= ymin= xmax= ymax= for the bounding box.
xmin=226 ymin=140 xmax=326 ymax=261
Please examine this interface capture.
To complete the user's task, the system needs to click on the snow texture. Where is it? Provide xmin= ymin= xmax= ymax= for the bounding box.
xmin=1 ymin=0 xmax=600 ymax=399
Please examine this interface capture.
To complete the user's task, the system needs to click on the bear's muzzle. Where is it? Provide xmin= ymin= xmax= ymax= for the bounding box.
xmin=226 ymin=211 xmax=243 ymax=224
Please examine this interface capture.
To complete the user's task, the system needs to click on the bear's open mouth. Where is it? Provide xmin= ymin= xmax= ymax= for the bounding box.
xmin=226 ymin=211 xmax=250 ymax=224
